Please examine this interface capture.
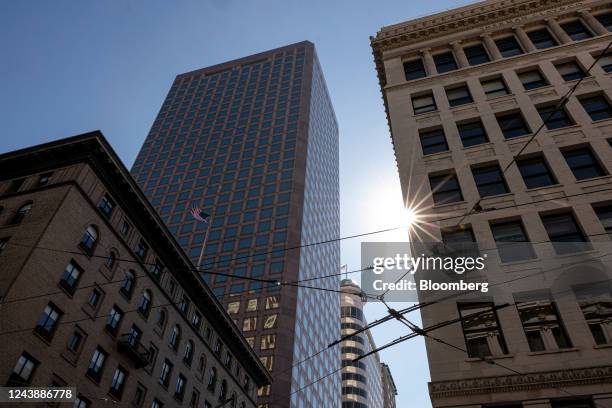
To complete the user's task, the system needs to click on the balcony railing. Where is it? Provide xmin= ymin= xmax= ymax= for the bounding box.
xmin=117 ymin=334 xmax=150 ymax=368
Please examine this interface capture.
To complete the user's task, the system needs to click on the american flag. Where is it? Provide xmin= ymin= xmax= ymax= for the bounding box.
xmin=190 ymin=207 xmax=210 ymax=223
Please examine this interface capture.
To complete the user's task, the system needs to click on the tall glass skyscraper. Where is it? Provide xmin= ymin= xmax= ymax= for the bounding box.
xmin=131 ymin=41 xmax=341 ymax=408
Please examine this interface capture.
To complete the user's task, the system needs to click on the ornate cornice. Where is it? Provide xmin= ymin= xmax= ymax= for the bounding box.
xmin=429 ymin=365 xmax=612 ymax=398
xmin=369 ymin=0 xmax=599 ymax=166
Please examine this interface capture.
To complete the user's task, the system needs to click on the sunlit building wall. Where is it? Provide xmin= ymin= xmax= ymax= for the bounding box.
xmin=372 ymin=0 xmax=612 ymax=406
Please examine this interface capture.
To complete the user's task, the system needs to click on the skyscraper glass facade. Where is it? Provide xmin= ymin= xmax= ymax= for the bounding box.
xmin=131 ymin=41 xmax=340 ymax=408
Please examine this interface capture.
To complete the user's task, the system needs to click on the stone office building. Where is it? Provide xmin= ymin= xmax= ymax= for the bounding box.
xmin=372 ymin=0 xmax=612 ymax=407
xmin=0 ymin=132 xmax=270 ymax=407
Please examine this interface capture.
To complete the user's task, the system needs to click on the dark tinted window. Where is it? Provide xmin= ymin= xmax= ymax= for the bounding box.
xmin=517 ymin=156 xmax=556 ymax=188
xmin=594 ymin=205 xmax=612 ymax=236
xmin=403 ymin=59 xmax=427 ymax=80
xmin=481 ymin=77 xmax=509 ymax=98
xmin=412 ymin=92 xmax=437 ymax=114
xmin=419 ymin=128 xmax=449 ymax=155
xmin=497 ymin=112 xmax=530 ymax=138
xmin=446 ymin=85 xmax=473 ymax=107
xmin=599 ymin=53 xmax=612 ymax=73
xmin=541 ymin=212 xmax=586 ymax=244
xmin=596 ymin=12 xmax=612 ymax=31
xmin=537 ymin=104 xmax=574 ymax=129
xmin=472 ymin=164 xmax=509 ymax=197
xmin=495 ymin=36 xmax=523 ymax=57
xmin=556 ymin=61 xmax=585 ymax=81
xmin=562 ymin=147 xmax=606 ymax=180
xmin=579 ymin=95 xmax=612 ymax=121
xmin=458 ymin=120 xmax=489 ymax=147
xmin=491 ymin=221 xmax=535 ymax=262
xmin=434 ymin=52 xmax=458 ymax=73
xmin=527 ymin=28 xmax=558 ymax=49
xmin=464 ymin=44 xmax=490 ymax=65
xmin=561 ymin=20 xmax=593 ymax=41
xmin=429 ymin=173 xmax=463 ymax=205
xmin=518 ymin=69 xmax=548 ymax=90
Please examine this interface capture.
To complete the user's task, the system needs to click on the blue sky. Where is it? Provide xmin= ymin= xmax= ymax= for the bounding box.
xmin=0 ymin=1 xmax=475 ymax=406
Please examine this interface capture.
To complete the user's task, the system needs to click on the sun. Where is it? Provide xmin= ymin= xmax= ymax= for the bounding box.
xmin=404 ymin=207 xmax=419 ymax=228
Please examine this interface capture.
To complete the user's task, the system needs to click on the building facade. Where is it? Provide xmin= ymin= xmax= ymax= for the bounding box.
xmin=340 ymin=279 xmax=395 ymax=408
xmin=380 ymin=363 xmax=397 ymax=408
xmin=131 ymin=41 xmax=341 ymax=408
xmin=372 ymin=0 xmax=612 ymax=407
xmin=0 ymin=132 xmax=270 ymax=408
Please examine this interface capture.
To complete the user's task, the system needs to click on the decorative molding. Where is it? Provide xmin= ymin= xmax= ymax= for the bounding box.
xmin=429 ymin=365 xmax=612 ymax=398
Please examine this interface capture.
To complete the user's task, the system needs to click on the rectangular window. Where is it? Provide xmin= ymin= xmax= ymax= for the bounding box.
xmin=87 ymin=347 xmax=108 ymax=382
xmin=537 ymin=104 xmax=574 ymax=129
xmin=561 ymin=20 xmax=593 ymax=41
xmin=446 ymin=85 xmax=473 ymax=107
xmin=429 ymin=173 xmax=463 ymax=205
xmin=458 ymin=120 xmax=489 ymax=147
xmin=518 ymin=69 xmax=548 ymax=90
xmin=8 ymin=352 xmax=39 ymax=386
xmin=135 ymin=239 xmax=149 ymax=260
xmin=495 ymin=36 xmax=523 ymax=57
xmin=599 ymin=53 xmax=612 ymax=73
xmin=491 ymin=220 xmax=535 ymax=262
xmin=458 ymin=303 xmax=507 ymax=357
xmin=98 ymin=194 xmax=115 ymax=218
xmin=174 ymin=374 xmax=186 ymax=401
xmin=527 ymin=28 xmax=558 ymax=49
xmin=403 ymin=59 xmax=427 ymax=80
xmin=579 ymin=95 xmax=612 ymax=121
xmin=562 ymin=147 xmax=606 ymax=180
xmin=594 ymin=205 xmax=612 ymax=236
xmin=59 ymin=260 xmax=83 ymax=294
xmin=105 ymin=305 xmax=123 ymax=336
xmin=159 ymin=360 xmax=173 ymax=387
xmin=109 ymin=366 xmax=128 ymax=399
xmin=67 ymin=331 xmax=84 ymax=353
xmin=556 ymin=61 xmax=585 ymax=81
xmin=541 ymin=212 xmax=587 ymax=253
xmin=419 ymin=128 xmax=448 ymax=155
xmin=88 ymin=289 xmax=102 ymax=309
xmin=497 ymin=112 xmax=530 ymax=138
xmin=516 ymin=298 xmax=571 ymax=351
xmin=472 ymin=164 xmax=509 ymax=197
xmin=191 ymin=311 xmax=202 ymax=330
xmin=464 ymin=44 xmax=490 ymax=65
xmin=412 ymin=92 xmax=437 ymax=114
xmin=35 ymin=303 xmax=63 ymax=341
xmin=481 ymin=77 xmax=509 ymax=98
xmin=120 ymin=220 xmax=131 ymax=236
xmin=596 ymin=12 xmax=612 ymax=31
xmin=132 ymin=384 xmax=146 ymax=408
xmin=179 ymin=295 xmax=191 ymax=315
xmin=433 ymin=52 xmax=457 ymax=73
xmin=517 ymin=156 xmax=557 ymax=188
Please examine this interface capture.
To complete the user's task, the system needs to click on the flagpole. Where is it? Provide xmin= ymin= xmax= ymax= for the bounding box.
xmin=196 ymin=215 xmax=212 ymax=270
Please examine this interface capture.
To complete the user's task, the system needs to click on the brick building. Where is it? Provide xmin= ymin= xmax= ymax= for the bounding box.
xmin=0 ymin=131 xmax=270 ymax=408
xmin=372 ymin=0 xmax=612 ymax=407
